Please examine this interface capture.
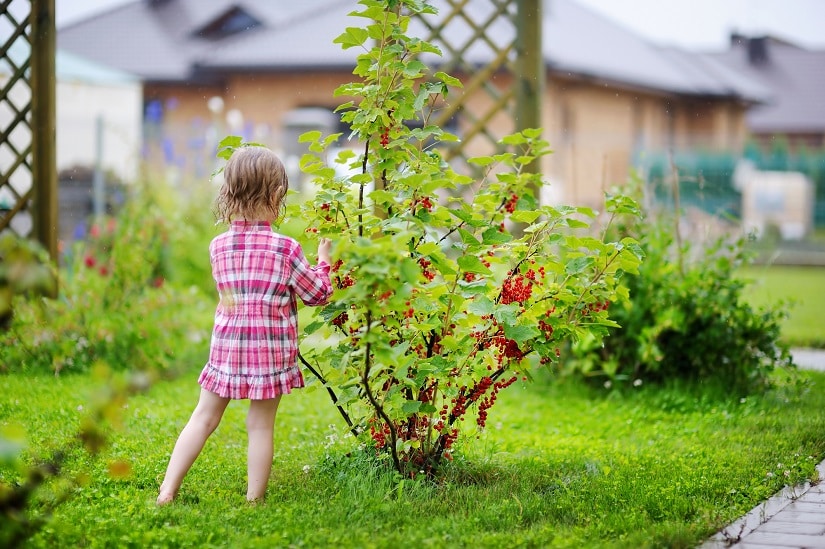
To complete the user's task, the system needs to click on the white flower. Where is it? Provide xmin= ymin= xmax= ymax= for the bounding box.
xmin=766 ymin=472 xmax=774 ymax=478
xmin=302 ymin=465 xmax=311 ymax=474
xmin=633 ymin=379 xmax=642 ymax=387
xmin=604 ymin=380 xmax=612 ymax=389
xmin=77 ymin=405 xmax=84 ymax=411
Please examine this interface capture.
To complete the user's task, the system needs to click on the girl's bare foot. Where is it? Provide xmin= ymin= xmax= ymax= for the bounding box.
xmin=156 ymin=490 xmax=176 ymax=506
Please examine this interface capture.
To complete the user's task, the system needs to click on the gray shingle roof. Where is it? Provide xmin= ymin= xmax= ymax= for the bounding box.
xmin=544 ymin=0 xmax=770 ymax=99
xmin=58 ymin=0 xmax=768 ymax=101
xmin=709 ymin=41 xmax=825 ymax=132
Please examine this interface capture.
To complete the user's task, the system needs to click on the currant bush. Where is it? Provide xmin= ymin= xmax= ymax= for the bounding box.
xmin=288 ymin=0 xmax=643 ymax=477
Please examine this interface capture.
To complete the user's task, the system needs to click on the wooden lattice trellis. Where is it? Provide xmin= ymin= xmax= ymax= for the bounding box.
xmin=0 ymin=0 xmax=56 ymax=258
xmin=416 ymin=0 xmax=543 ymax=167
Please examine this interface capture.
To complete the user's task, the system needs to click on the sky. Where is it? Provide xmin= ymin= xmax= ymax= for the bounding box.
xmin=53 ymin=0 xmax=825 ymax=51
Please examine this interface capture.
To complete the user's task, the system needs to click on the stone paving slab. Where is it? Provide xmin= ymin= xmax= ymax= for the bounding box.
xmin=738 ymin=532 xmax=825 ymax=548
xmin=791 ymin=348 xmax=825 ymax=371
xmin=700 ymin=458 xmax=825 ymax=548
xmin=753 ymin=520 xmax=825 ymax=535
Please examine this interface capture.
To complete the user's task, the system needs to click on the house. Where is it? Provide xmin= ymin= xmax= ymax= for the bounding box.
xmin=709 ymin=34 xmax=825 ymax=153
xmin=57 ymin=0 xmax=769 ymax=208
xmin=0 ymin=44 xmax=142 ymax=242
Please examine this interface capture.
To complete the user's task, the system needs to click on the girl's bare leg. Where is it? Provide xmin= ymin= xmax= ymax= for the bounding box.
xmin=157 ymin=388 xmax=230 ymax=505
xmin=245 ymin=395 xmax=282 ymax=502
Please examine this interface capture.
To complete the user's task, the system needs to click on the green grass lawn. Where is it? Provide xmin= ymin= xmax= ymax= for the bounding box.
xmin=739 ymin=266 xmax=825 ymax=348
xmin=3 ymin=367 xmax=825 ymax=548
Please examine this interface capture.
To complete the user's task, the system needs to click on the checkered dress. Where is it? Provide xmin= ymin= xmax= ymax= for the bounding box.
xmin=198 ymin=221 xmax=332 ymax=400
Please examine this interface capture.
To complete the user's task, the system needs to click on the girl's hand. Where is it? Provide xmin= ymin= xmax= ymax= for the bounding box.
xmin=318 ymin=238 xmax=332 ymax=265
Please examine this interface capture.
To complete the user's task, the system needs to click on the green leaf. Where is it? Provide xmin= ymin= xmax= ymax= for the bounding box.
xmin=501 ymin=133 xmax=528 ymax=146
xmin=509 ymin=210 xmax=542 ymax=223
xmin=369 ymin=189 xmax=397 ymax=204
xmin=216 ymin=135 xmax=243 ymax=159
xmin=481 ymin=227 xmax=512 ymax=245
xmin=403 ymin=60 xmax=427 ymax=77
xmin=298 ymin=130 xmax=322 ymax=144
xmin=457 ymin=255 xmax=492 ymax=275
xmin=468 ymin=156 xmax=495 ymax=167
xmin=494 ymin=303 xmax=520 ymax=326
xmin=449 ymin=208 xmax=488 ymax=228
xmin=434 ymin=71 xmax=463 ymax=88
xmin=304 ymin=321 xmax=325 ymax=335
xmin=565 ymin=256 xmax=594 ymax=275
xmin=402 ymin=401 xmax=422 ymax=414
xmin=399 ymin=257 xmax=419 ymax=284
xmin=217 ymin=135 xmax=243 ymax=150
xmin=427 ymin=252 xmax=456 ymax=275
xmin=417 ymin=242 xmax=439 ymax=255
xmin=467 ymin=295 xmax=495 ymax=316
xmin=333 ymin=27 xmax=370 ymax=49
xmin=503 ymin=324 xmax=541 ymax=343
xmin=458 ymin=228 xmax=481 ymax=246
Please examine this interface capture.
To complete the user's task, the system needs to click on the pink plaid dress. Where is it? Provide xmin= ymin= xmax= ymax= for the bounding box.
xmin=198 ymin=220 xmax=332 ymax=400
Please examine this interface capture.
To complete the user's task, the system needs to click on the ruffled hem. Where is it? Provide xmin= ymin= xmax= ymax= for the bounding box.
xmin=198 ymin=363 xmax=305 ymax=400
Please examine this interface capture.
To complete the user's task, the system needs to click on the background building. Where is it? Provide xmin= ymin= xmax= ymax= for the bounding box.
xmin=58 ymin=0 xmax=770 ymax=209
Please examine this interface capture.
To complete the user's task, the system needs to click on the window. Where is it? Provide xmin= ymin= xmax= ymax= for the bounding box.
xmin=195 ymin=6 xmax=261 ymax=40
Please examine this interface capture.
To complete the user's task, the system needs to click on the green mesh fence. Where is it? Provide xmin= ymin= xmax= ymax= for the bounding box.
xmin=642 ymin=147 xmax=825 ymax=227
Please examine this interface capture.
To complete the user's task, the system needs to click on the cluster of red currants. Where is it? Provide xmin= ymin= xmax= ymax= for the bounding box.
xmin=581 ymin=300 xmax=610 ymax=315
xmin=411 ymin=195 xmax=434 ymax=214
xmin=335 ymin=273 xmax=355 ymax=289
xmin=501 ymin=274 xmax=533 ymax=305
xmin=418 ymin=257 xmax=436 ymax=282
xmin=369 ymin=420 xmax=392 ymax=449
xmin=490 ymin=332 xmax=523 ymax=361
xmin=504 ymin=193 xmax=519 ymax=214
xmin=319 ymin=202 xmax=333 ymax=222
xmin=476 ymin=375 xmax=517 ymax=428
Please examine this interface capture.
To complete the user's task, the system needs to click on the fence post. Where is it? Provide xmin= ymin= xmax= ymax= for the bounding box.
xmin=30 ymin=0 xmax=58 ymax=261
xmin=515 ymin=0 xmax=544 ymax=176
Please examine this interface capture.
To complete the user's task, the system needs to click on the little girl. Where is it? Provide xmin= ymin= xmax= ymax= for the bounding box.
xmin=157 ymin=145 xmax=332 ymax=504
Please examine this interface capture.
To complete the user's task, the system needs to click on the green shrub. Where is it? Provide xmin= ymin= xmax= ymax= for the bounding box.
xmin=0 ymin=187 xmax=213 ymax=375
xmin=570 ymin=181 xmax=793 ymax=395
xmin=289 ymin=0 xmax=643 ymax=478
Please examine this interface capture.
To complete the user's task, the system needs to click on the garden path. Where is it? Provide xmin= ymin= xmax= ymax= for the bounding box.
xmin=700 ymin=348 xmax=825 ymax=548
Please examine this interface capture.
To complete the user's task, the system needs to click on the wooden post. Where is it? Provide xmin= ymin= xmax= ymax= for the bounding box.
xmin=30 ymin=0 xmax=58 ymax=261
xmin=515 ymin=0 xmax=544 ymax=176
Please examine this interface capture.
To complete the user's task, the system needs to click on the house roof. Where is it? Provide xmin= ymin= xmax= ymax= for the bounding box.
xmin=1 ymin=41 xmax=138 ymax=86
xmin=58 ymin=0 xmax=769 ymax=101
xmin=708 ymin=39 xmax=825 ymax=133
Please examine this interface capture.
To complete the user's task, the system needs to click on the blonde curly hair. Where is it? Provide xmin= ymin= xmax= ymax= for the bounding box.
xmin=215 ymin=146 xmax=288 ymax=223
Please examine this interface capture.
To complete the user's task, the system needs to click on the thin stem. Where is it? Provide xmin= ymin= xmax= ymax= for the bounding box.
xmin=361 ymin=310 xmax=402 ymax=473
xmin=298 ymin=352 xmax=358 ymax=437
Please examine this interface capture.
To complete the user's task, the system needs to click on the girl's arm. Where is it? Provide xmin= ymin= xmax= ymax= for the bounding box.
xmin=289 ymin=243 xmax=333 ymax=306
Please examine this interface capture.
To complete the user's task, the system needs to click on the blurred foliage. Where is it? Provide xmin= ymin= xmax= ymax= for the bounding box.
xmin=0 ymin=234 xmax=57 ymax=332
xmin=570 ymin=176 xmax=793 ymax=395
xmin=0 ymin=182 xmax=215 ymax=375
xmin=0 ymin=176 xmax=219 ymax=546
xmin=0 ymin=364 xmax=153 ymax=548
